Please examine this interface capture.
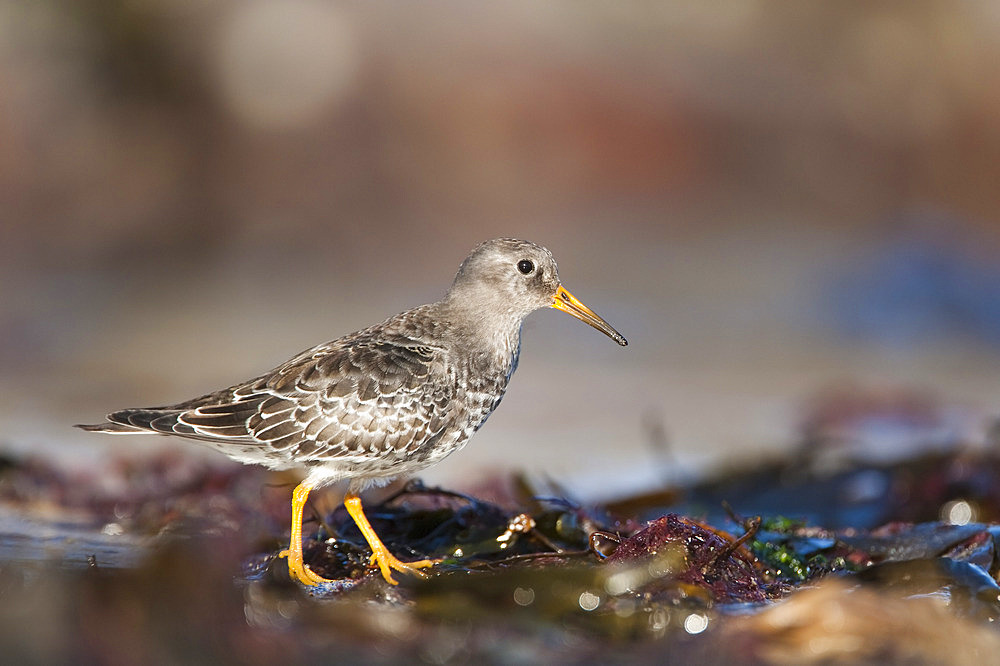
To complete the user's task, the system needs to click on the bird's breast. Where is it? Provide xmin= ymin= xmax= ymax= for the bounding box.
xmin=454 ymin=332 xmax=521 ymax=433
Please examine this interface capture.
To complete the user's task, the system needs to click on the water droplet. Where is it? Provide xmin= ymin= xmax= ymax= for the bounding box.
xmin=513 ymin=586 xmax=535 ymax=606
xmin=578 ymin=590 xmax=600 ymax=611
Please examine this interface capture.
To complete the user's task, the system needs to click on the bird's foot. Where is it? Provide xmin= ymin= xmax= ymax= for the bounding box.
xmin=278 ymin=547 xmax=334 ymax=586
xmin=343 ymin=490 xmax=439 ymax=585
xmin=367 ymin=548 xmax=439 ymax=585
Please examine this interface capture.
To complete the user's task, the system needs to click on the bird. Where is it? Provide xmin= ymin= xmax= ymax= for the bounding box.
xmin=78 ymin=238 xmax=627 ymax=586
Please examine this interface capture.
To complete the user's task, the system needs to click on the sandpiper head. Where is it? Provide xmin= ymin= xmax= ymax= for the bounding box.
xmin=449 ymin=238 xmax=628 ymax=346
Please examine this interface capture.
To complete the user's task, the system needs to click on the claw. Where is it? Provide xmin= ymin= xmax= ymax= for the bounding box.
xmin=366 ymin=550 xmax=436 ymax=585
xmin=280 ymin=547 xmax=333 ymax=586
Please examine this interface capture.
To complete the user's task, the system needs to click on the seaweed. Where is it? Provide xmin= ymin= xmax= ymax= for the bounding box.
xmin=5 ymin=429 xmax=1000 ymax=662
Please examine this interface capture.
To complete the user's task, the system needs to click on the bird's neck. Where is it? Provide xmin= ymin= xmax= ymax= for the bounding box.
xmin=437 ymin=298 xmax=524 ymax=373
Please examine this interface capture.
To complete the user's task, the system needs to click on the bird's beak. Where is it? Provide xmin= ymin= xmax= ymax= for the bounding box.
xmin=552 ymin=285 xmax=628 ymax=346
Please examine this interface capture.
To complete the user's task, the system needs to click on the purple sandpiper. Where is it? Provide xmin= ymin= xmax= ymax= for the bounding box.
xmin=79 ymin=238 xmax=627 ymax=585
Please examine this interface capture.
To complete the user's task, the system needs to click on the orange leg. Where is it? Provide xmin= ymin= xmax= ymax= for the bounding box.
xmin=277 ymin=482 xmax=332 ymax=586
xmin=344 ymin=491 xmax=436 ymax=585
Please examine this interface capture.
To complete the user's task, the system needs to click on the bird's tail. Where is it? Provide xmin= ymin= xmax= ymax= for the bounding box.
xmin=75 ymin=408 xmax=185 ymax=435
xmin=74 ymin=421 xmax=147 ymax=434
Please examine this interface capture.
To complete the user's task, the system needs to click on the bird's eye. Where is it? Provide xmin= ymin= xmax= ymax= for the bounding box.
xmin=517 ymin=259 xmax=534 ymax=274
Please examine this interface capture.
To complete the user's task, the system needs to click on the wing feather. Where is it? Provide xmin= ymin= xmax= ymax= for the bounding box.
xmin=78 ymin=331 xmax=456 ymax=470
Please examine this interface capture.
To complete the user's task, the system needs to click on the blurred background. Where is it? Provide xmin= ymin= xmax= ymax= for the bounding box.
xmin=3 ymin=1 xmax=1000 ymax=499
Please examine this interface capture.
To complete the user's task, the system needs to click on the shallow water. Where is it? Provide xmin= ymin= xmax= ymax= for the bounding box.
xmin=0 ymin=506 xmax=149 ymax=570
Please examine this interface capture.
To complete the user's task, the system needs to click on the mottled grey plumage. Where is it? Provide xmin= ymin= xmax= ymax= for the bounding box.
xmin=80 ymin=238 xmax=627 ymax=496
